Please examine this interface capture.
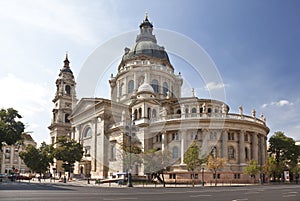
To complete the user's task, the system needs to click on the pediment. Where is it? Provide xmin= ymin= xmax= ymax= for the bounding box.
xmin=71 ymin=98 xmax=99 ymax=116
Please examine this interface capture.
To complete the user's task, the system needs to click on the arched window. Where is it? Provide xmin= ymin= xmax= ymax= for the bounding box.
xmin=134 ymin=109 xmax=138 ymax=120
xmin=128 ymin=80 xmax=134 ymax=93
xmin=119 ymin=83 xmax=124 ymax=96
xmin=245 ymin=147 xmax=249 ymax=160
xmin=185 ymin=108 xmax=189 ymax=114
xmin=65 ymin=85 xmax=71 ymax=95
xmin=191 ymin=108 xmax=197 ymax=117
xmin=176 ymin=109 xmax=181 ymax=114
xmin=228 ymin=146 xmax=235 ymax=159
xmin=200 ymin=108 xmax=203 ymax=113
xmin=151 ymin=79 xmax=159 ymax=93
xmin=163 ymin=82 xmax=168 ymax=96
xmin=208 ymin=108 xmax=212 ymax=113
xmin=84 ymin=127 xmax=92 ymax=138
xmin=172 ymin=146 xmax=179 ymax=159
xmin=65 ymin=114 xmax=70 ymax=123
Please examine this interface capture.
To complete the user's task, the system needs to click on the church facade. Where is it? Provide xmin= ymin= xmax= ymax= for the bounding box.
xmin=49 ymin=16 xmax=269 ymax=183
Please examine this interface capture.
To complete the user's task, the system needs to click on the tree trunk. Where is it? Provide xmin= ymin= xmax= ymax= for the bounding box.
xmin=161 ymin=171 xmax=165 ymax=187
xmin=214 ymin=170 xmax=217 ymax=186
xmin=192 ymin=171 xmax=195 ymax=187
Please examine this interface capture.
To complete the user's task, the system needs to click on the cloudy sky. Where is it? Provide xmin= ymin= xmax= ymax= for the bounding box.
xmin=0 ymin=0 xmax=299 ymax=145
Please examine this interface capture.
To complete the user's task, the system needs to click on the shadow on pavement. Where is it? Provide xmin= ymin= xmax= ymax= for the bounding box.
xmin=0 ymin=181 xmax=74 ymax=191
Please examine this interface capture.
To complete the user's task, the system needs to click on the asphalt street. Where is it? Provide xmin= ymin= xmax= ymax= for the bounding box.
xmin=0 ymin=181 xmax=300 ymax=201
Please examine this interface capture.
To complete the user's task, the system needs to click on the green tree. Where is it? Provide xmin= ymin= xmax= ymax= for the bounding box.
xmin=207 ymin=156 xmax=226 ymax=186
xmin=53 ymin=136 xmax=83 ymax=179
xmin=263 ymin=156 xmax=277 ymax=182
xmin=19 ymin=142 xmax=54 ymax=177
xmin=0 ymin=108 xmax=25 ymax=150
xmin=268 ymin=131 xmax=300 ymax=181
xmin=244 ymin=160 xmax=260 ymax=183
xmin=183 ymin=142 xmax=206 ymax=187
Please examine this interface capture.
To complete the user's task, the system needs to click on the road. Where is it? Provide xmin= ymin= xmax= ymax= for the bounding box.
xmin=0 ymin=182 xmax=299 ymax=201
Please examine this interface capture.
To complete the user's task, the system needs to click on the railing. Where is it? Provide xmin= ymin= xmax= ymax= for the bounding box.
xmin=149 ymin=113 xmax=266 ymax=125
xmin=110 ymin=113 xmax=266 ymax=129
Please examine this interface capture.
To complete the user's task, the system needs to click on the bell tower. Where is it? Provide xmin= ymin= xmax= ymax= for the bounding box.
xmin=49 ymin=53 xmax=77 ymax=144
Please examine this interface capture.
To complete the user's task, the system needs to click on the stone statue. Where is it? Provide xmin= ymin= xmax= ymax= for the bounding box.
xmin=239 ymin=105 xmax=243 ymax=115
xmin=252 ymin=109 xmax=256 ymax=117
xmin=202 ymin=103 xmax=206 ymax=113
xmin=222 ymin=104 xmax=226 ymax=113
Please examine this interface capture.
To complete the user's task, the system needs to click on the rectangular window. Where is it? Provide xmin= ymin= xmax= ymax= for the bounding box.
xmin=172 ymin=133 xmax=179 ymax=140
xmin=228 ymin=133 xmax=235 ymax=141
xmin=213 ymin=173 xmax=221 ymax=179
xmin=244 ymin=134 xmax=248 ymax=141
xmin=234 ymin=174 xmax=240 ymax=179
xmin=110 ymin=143 xmax=116 ymax=160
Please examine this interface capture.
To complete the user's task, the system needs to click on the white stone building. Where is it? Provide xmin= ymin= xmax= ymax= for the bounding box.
xmin=49 ymin=16 xmax=269 ymax=183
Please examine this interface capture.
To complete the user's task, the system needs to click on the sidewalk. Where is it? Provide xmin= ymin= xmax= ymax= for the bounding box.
xmin=18 ymin=178 xmax=257 ymax=188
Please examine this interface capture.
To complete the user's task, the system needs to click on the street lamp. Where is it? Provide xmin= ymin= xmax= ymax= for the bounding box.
xmin=201 ymin=167 xmax=205 ymax=186
xmin=125 ymin=119 xmax=136 ymax=187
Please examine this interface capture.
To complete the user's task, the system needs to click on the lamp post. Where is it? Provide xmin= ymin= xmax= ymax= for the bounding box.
xmin=201 ymin=167 xmax=205 ymax=186
xmin=125 ymin=119 xmax=136 ymax=187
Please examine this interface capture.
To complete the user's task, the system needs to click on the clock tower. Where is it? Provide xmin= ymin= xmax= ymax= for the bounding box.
xmin=49 ymin=53 xmax=77 ymax=144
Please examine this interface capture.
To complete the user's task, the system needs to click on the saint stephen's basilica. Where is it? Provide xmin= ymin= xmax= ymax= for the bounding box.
xmin=49 ymin=15 xmax=269 ymax=183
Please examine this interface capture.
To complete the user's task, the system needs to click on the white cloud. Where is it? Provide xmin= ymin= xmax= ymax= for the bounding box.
xmin=205 ymin=82 xmax=227 ymax=91
xmin=0 ymin=74 xmax=52 ymax=117
xmin=262 ymin=100 xmax=294 ymax=108
xmin=0 ymin=1 xmax=101 ymax=42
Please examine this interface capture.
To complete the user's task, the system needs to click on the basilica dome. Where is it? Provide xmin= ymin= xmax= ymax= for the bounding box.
xmin=120 ymin=16 xmax=170 ymax=65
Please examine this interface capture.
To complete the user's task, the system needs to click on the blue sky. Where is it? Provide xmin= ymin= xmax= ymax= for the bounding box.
xmin=0 ymin=0 xmax=299 ymax=145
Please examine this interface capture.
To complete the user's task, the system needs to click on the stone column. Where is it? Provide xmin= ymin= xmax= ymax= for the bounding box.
xmin=133 ymin=72 xmax=137 ymax=90
xmin=201 ymin=129 xmax=209 ymax=157
xmin=252 ymin=132 xmax=258 ymax=161
xmin=116 ymin=80 xmax=120 ymax=101
xmin=239 ymin=130 xmax=245 ymax=164
xmin=161 ymin=131 xmax=167 ymax=152
xmin=197 ymin=105 xmax=200 ymax=117
xmin=180 ymin=130 xmax=186 ymax=165
xmin=222 ymin=129 xmax=228 ymax=159
xmin=263 ymin=136 xmax=267 ymax=165
xmin=181 ymin=104 xmax=185 ymax=119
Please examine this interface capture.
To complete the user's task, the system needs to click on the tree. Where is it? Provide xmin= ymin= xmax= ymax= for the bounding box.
xmin=183 ymin=142 xmax=206 ymax=187
xmin=53 ymin=136 xmax=83 ymax=179
xmin=207 ymin=156 xmax=226 ymax=186
xmin=263 ymin=156 xmax=277 ymax=182
xmin=244 ymin=160 xmax=260 ymax=183
xmin=19 ymin=142 xmax=54 ymax=177
xmin=143 ymin=148 xmax=172 ymax=187
xmin=0 ymin=108 xmax=25 ymax=150
xmin=268 ymin=131 xmax=300 ymax=181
